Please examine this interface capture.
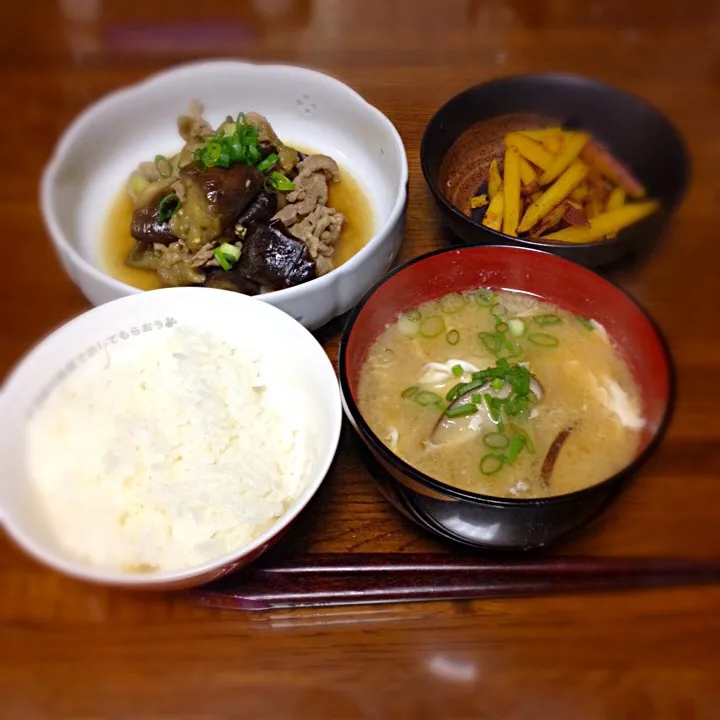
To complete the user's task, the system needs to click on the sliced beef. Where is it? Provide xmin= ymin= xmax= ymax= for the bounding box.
xmin=177 ymin=100 xmax=214 ymax=144
xmin=271 ymin=154 xmax=345 ymax=275
xmin=288 ymin=205 xmax=344 ymax=275
xmin=125 ymin=240 xmax=160 ymax=271
xmin=130 ymin=201 xmax=177 ymax=246
xmin=236 ymin=220 xmax=316 ymax=291
xmin=203 ymin=268 xmax=261 ymax=295
xmin=155 ymin=243 xmax=205 ymax=287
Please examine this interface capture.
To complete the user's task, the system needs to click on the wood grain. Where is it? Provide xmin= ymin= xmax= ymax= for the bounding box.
xmin=2 ymin=0 xmax=720 ymax=717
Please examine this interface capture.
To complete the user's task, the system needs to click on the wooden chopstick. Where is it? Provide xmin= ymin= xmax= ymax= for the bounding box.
xmin=190 ymin=554 xmax=720 ymax=611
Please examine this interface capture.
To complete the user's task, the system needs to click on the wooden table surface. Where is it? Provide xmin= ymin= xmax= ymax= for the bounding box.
xmin=3 ymin=0 xmax=720 ymax=717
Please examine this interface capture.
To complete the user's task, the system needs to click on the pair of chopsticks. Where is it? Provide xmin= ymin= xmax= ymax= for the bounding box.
xmin=190 ymin=553 xmax=720 ymax=611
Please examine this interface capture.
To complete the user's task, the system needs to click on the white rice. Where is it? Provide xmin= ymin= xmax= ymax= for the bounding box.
xmin=26 ymin=326 xmax=312 ymax=573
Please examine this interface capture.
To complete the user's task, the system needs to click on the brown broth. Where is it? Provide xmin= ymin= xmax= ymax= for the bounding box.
xmin=357 ymin=290 xmax=643 ymax=499
xmin=101 ymin=161 xmax=375 ymax=291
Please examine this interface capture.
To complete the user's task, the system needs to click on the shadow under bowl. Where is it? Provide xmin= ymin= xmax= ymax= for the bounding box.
xmin=421 ymin=73 xmax=690 ymax=269
xmin=338 ymin=245 xmax=675 ymax=550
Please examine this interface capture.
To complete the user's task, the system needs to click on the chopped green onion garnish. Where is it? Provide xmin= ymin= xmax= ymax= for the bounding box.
xmin=495 ymin=321 xmax=509 ymax=333
xmin=445 ymin=403 xmax=479 ymax=419
xmin=154 ymin=154 xmax=173 ymax=178
xmin=490 ymin=303 xmax=508 ymax=317
xmin=212 ymin=242 xmax=242 ymax=271
xmin=534 ymin=313 xmax=562 ymax=326
xmin=157 ymin=193 xmax=181 ymax=223
xmin=491 ymin=378 xmax=504 ymax=390
xmin=267 ymin=171 xmax=295 ymax=192
xmin=497 ymin=422 xmax=506 ymax=434
xmin=474 ymin=288 xmax=494 ymax=307
xmin=401 ymin=386 xmax=419 ymax=399
xmin=129 ymin=174 xmax=149 ymax=194
xmin=471 ymin=393 xmax=483 ymax=404
xmin=213 ymin=248 xmax=233 ymax=271
xmin=480 ymin=453 xmax=505 ymax=476
xmin=527 ymin=332 xmax=559 ymax=347
xmin=257 ymin=153 xmax=279 ymax=172
xmin=440 ymin=293 xmax=466 ymax=314
xmin=483 ymin=432 xmax=509 ymax=449
xmin=420 ymin=315 xmax=445 ymax=338
xmin=416 ymin=390 xmax=442 ymax=406
xmin=218 ymin=242 xmax=241 ymax=261
xmin=577 ymin=315 xmax=595 ymax=331
xmin=451 ymin=364 xmax=464 ymax=377
xmin=446 ymin=329 xmax=460 ymax=345
xmin=508 ymin=318 xmax=525 ymax=337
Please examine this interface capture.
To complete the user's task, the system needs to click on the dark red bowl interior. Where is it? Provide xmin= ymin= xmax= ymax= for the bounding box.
xmin=343 ymin=246 xmax=671 ymax=460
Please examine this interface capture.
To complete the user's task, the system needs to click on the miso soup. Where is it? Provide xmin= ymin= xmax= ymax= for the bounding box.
xmin=357 ymin=289 xmax=644 ymax=499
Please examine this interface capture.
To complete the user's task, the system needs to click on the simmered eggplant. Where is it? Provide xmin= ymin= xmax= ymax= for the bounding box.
xmin=203 ymin=268 xmax=261 ymax=295
xmin=236 ymin=220 xmax=316 ymax=291
xmin=170 ymin=164 xmax=265 ymax=251
xmin=130 ymin=202 xmax=177 ymax=246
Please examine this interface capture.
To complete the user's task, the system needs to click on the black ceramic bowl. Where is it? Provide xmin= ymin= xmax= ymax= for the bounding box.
xmin=339 ymin=245 xmax=674 ymax=550
xmin=421 ymin=73 xmax=690 ymax=268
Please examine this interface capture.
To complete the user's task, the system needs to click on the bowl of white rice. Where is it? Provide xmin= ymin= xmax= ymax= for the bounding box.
xmin=0 ymin=287 xmax=342 ymax=589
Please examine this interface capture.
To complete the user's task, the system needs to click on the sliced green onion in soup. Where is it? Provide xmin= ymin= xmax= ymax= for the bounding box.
xmin=420 ymin=315 xmax=446 ymax=338
xmin=445 ymin=403 xmax=479 ymax=419
xmin=507 ymin=433 xmax=527 ymax=463
xmin=474 ymin=288 xmax=494 ymax=307
xmin=527 ymin=332 xmax=559 ymax=347
xmin=484 ymin=394 xmax=502 ymax=422
xmin=508 ymin=318 xmax=526 ymax=337
xmin=534 ymin=314 xmax=562 ymax=326
xmin=451 ymin=364 xmax=464 ymax=376
xmin=483 ymin=432 xmax=509 ymax=449
xmin=478 ymin=331 xmax=501 ymax=355
xmin=490 ymin=303 xmax=508 ymax=317
xmin=480 ymin=453 xmax=505 ymax=476
xmin=446 ymin=329 xmax=460 ymax=345
xmin=577 ymin=315 xmax=595 ymax=331
xmin=440 ymin=293 xmax=466 ymax=314
xmin=401 ymin=386 xmax=419 ymax=399
xmin=397 ymin=310 xmax=421 ymax=336
xmin=416 ymin=390 xmax=442 ymax=406
xmin=497 ymin=334 xmax=521 ymax=358
xmin=491 ymin=378 xmax=504 ymax=390
xmin=495 ymin=321 xmax=509 ymax=334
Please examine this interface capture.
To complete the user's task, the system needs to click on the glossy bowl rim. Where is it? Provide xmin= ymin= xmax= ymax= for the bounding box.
xmin=39 ymin=58 xmax=409 ymax=305
xmin=420 ymin=71 xmax=691 ymax=251
xmin=0 ymin=286 xmax=343 ymax=587
xmin=338 ymin=244 xmax=676 ymax=508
